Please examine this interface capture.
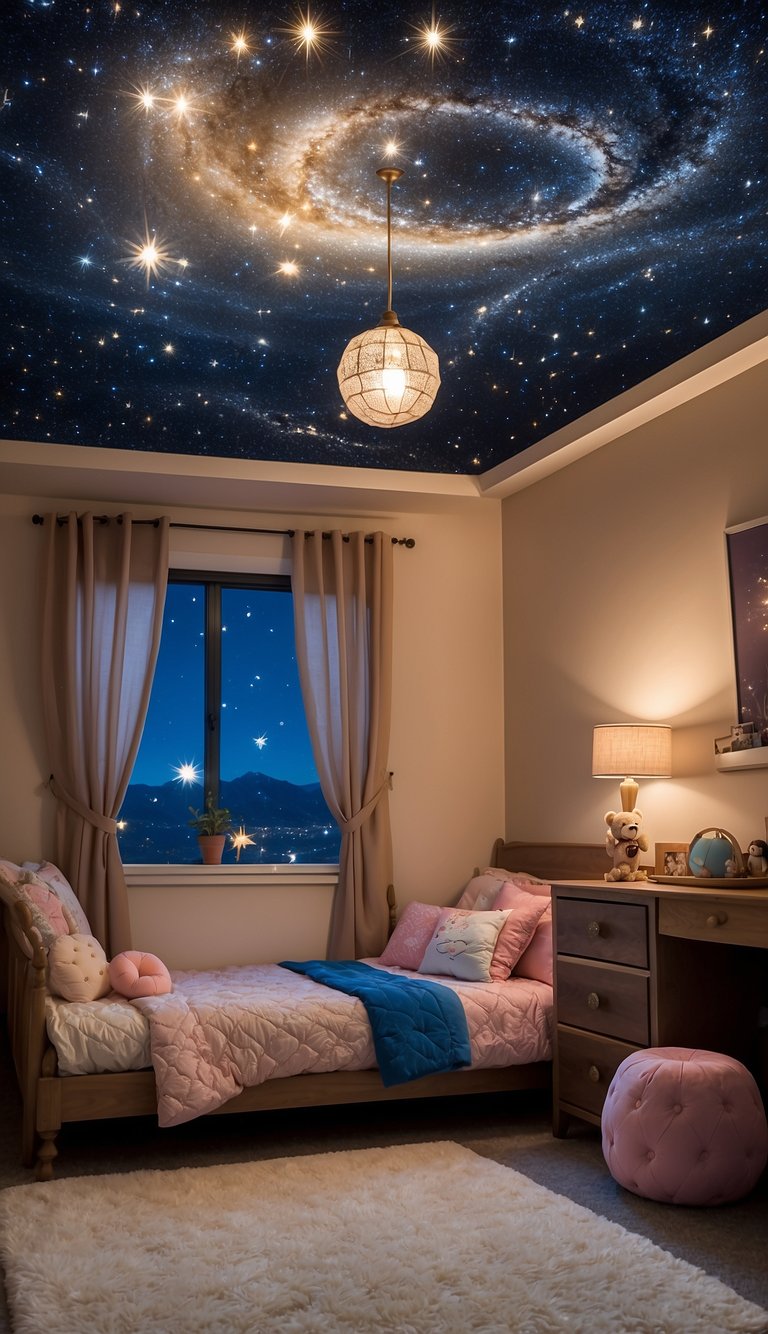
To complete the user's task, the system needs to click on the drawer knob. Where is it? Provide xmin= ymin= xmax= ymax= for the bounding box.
xmin=586 ymin=991 xmax=601 ymax=1010
xmin=706 ymin=912 xmax=728 ymax=928
xmin=588 ymin=1065 xmax=601 ymax=1083
xmin=586 ymin=920 xmax=601 ymax=938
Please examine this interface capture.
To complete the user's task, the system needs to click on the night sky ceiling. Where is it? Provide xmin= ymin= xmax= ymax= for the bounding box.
xmin=2 ymin=1 xmax=766 ymax=476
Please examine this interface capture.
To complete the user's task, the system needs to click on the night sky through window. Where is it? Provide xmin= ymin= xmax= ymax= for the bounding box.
xmin=2 ymin=1 xmax=766 ymax=475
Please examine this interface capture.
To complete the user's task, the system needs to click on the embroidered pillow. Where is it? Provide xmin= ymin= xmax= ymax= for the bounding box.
xmin=488 ymin=882 xmax=549 ymax=980
xmin=418 ymin=908 xmax=511 ymax=983
xmin=0 ymin=861 xmax=73 ymax=947
xmin=48 ymin=933 xmax=111 ymax=1002
xmin=22 ymin=860 xmax=91 ymax=936
xmin=378 ymin=901 xmax=442 ymax=970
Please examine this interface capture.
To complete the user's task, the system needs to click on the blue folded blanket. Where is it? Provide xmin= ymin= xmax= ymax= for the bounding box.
xmin=279 ymin=959 xmax=471 ymax=1087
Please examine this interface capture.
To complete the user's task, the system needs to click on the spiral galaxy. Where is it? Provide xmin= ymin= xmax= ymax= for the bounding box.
xmin=1 ymin=1 xmax=765 ymax=473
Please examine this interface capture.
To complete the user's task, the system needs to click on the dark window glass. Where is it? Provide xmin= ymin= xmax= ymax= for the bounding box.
xmin=118 ymin=576 xmax=339 ymax=865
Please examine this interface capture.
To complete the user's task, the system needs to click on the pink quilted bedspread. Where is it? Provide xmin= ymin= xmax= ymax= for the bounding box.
xmin=130 ymin=961 xmax=552 ymax=1128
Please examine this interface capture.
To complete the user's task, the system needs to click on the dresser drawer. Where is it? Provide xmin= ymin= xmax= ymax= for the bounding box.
xmin=557 ymin=1028 xmax=640 ymax=1118
xmin=556 ymin=897 xmax=649 ymax=967
xmin=659 ymin=898 xmax=768 ymax=949
xmin=556 ymin=957 xmax=650 ymax=1044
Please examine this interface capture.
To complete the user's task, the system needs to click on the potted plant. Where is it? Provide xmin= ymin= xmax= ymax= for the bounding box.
xmin=188 ymin=793 xmax=232 ymax=865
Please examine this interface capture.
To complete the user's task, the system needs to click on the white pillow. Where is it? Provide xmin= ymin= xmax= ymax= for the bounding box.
xmin=48 ymin=933 xmax=111 ymax=1002
xmin=418 ymin=908 xmax=510 ymax=983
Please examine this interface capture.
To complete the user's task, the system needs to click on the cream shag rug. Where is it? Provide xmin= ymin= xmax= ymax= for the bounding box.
xmin=1 ymin=1141 xmax=766 ymax=1334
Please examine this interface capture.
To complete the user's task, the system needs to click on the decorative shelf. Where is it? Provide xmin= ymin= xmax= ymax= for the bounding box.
xmin=715 ymin=747 xmax=768 ymax=773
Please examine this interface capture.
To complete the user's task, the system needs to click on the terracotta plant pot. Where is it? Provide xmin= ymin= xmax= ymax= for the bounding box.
xmin=197 ymin=834 xmax=226 ymax=865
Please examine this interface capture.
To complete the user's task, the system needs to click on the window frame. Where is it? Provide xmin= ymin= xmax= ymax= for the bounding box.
xmin=168 ymin=568 xmax=292 ymax=808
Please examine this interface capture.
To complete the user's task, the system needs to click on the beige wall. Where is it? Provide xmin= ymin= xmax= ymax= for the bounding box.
xmin=502 ymin=359 xmax=768 ymax=859
xmin=0 ymin=484 xmax=504 ymax=963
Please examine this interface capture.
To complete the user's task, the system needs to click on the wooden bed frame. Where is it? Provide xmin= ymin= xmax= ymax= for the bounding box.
xmin=1 ymin=840 xmax=605 ymax=1180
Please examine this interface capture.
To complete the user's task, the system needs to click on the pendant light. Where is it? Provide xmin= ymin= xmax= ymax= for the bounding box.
xmin=336 ymin=167 xmax=440 ymax=428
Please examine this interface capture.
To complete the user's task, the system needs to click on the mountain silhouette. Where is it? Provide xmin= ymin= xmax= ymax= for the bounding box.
xmin=118 ymin=772 xmax=339 ymax=864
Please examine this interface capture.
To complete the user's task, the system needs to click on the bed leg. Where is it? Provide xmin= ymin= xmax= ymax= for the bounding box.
xmin=35 ymin=1130 xmax=58 ymax=1181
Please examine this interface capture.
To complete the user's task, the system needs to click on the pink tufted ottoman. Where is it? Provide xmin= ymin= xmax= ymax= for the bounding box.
xmin=601 ymin=1047 xmax=768 ymax=1206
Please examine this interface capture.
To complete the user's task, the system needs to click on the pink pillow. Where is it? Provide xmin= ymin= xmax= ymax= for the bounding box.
xmin=378 ymin=901 xmax=442 ymax=970
xmin=487 ymin=882 xmax=549 ymax=981
xmin=0 ymin=862 xmax=73 ymax=945
xmin=22 ymin=859 xmax=91 ymax=936
xmin=108 ymin=950 xmax=172 ymax=998
xmin=455 ymin=874 xmax=506 ymax=912
xmin=22 ymin=878 xmax=71 ymax=937
xmin=514 ymin=904 xmax=553 ymax=985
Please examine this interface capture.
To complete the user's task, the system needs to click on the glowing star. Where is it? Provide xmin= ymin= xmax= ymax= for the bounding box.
xmin=278 ymin=212 xmax=294 ymax=234
xmin=253 ymin=733 xmax=268 ymax=749
xmin=172 ymin=761 xmax=203 ymax=785
xmin=163 ymin=343 xmax=175 ymax=354
xmin=124 ymin=227 xmax=177 ymax=285
xmin=574 ymin=15 xmax=585 ymax=28
xmin=230 ymin=30 xmax=252 ymax=59
xmin=170 ymin=91 xmax=197 ymax=120
xmin=124 ymin=83 xmax=159 ymax=114
xmin=409 ymin=12 xmax=459 ymax=66
xmin=703 ymin=23 xmax=714 ymax=39
xmin=632 ymin=17 xmax=643 ymax=29
xmin=281 ymin=6 xmax=336 ymax=63
xmin=277 ymin=260 xmax=299 ymax=276
xmin=231 ymin=826 xmax=256 ymax=862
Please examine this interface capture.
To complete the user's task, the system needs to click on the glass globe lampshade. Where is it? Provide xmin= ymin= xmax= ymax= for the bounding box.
xmin=337 ymin=312 xmax=441 ymax=429
xmin=337 ymin=166 xmax=440 ymax=429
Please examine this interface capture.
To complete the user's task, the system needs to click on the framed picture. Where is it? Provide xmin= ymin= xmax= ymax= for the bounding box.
xmin=725 ymin=517 xmax=768 ymax=739
xmin=714 ymin=735 xmax=732 ymax=755
xmin=655 ymin=842 xmax=689 ymax=877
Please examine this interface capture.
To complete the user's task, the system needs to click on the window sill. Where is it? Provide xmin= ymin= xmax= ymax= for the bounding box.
xmin=124 ymin=863 xmax=339 ymax=889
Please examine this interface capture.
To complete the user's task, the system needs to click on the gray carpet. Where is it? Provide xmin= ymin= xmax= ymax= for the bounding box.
xmin=1 ymin=1032 xmax=766 ymax=1331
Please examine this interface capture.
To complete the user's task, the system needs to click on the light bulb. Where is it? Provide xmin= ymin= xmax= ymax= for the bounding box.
xmin=381 ymin=366 xmax=407 ymax=397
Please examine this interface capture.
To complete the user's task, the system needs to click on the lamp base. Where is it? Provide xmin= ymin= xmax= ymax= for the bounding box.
xmin=618 ymin=777 xmax=639 ymax=812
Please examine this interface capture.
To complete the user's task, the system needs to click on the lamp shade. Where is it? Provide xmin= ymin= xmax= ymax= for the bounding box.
xmin=592 ymin=724 xmax=672 ymax=812
xmin=592 ymin=724 xmax=672 ymax=778
xmin=337 ymin=321 xmax=440 ymax=428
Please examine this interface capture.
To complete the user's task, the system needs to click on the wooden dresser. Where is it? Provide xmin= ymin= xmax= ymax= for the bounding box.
xmin=551 ymin=880 xmax=768 ymax=1136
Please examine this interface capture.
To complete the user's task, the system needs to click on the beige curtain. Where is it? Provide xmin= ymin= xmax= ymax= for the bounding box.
xmin=41 ymin=512 xmax=169 ymax=954
xmin=292 ymin=530 xmax=394 ymax=959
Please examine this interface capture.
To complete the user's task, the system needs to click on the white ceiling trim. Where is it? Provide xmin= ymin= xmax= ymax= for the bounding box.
xmin=478 ymin=308 xmax=768 ymax=499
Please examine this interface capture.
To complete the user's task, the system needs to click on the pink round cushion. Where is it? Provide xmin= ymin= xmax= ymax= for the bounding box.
xmin=108 ymin=950 xmax=172 ymax=998
xmin=602 ymin=1047 xmax=768 ymax=1206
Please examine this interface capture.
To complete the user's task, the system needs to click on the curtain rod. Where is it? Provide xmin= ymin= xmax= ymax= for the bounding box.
xmin=31 ymin=515 xmax=415 ymax=548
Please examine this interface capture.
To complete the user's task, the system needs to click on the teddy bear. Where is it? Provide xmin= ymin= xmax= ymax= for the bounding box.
xmin=604 ymin=809 xmax=649 ymax=882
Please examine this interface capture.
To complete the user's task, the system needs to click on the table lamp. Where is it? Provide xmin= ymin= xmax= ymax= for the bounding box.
xmin=592 ymin=723 xmax=672 ymax=812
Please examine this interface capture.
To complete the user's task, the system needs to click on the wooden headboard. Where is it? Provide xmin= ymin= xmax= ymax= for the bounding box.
xmin=489 ymin=838 xmax=609 ymax=882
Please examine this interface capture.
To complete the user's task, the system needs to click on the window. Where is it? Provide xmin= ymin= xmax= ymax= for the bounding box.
xmin=118 ymin=572 xmax=339 ymax=865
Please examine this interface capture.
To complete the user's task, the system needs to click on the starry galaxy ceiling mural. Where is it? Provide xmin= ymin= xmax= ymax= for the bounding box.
xmin=2 ymin=1 xmax=766 ymax=475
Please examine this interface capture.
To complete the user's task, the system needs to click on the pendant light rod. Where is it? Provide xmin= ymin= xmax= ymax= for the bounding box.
xmin=376 ymin=166 xmax=403 ymax=321
xmin=336 ymin=163 xmax=439 ymax=428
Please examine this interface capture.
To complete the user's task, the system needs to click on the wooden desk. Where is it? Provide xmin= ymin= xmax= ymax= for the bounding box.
xmin=551 ymin=879 xmax=768 ymax=1136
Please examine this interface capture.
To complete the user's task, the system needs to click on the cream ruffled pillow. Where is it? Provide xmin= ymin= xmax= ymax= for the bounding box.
xmin=48 ymin=933 xmax=111 ymax=1002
